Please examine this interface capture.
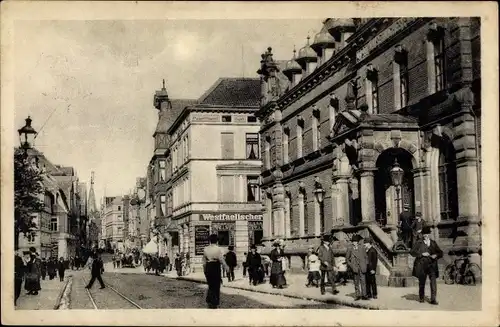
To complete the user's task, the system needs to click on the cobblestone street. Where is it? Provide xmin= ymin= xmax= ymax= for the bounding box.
xmin=68 ymin=269 xmax=341 ymax=309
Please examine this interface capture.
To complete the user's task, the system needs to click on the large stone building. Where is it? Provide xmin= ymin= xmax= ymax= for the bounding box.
xmin=102 ymin=196 xmax=125 ymax=252
xmin=148 ymin=77 xmax=263 ymax=270
xmin=256 ymin=17 xmax=481 ymax=283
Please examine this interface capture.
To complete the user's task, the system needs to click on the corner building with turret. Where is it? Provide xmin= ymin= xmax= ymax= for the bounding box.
xmin=256 ymin=18 xmax=481 ymax=285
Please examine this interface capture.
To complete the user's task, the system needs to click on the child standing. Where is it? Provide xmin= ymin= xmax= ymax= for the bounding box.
xmin=306 ymin=251 xmax=321 ymax=287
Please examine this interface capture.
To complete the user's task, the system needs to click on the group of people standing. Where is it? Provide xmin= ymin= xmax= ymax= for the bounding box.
xmin=14 ymin=247 xmax=68 ymax=306
xmin=143 ymin=254 xmax=171 ymax=276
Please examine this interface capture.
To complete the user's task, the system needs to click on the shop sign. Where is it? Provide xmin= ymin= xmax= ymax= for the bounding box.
xmin=200 ymin=213 xmax=263 ymax=221
xmin=194 ymin=225 xmax=211 ymax=255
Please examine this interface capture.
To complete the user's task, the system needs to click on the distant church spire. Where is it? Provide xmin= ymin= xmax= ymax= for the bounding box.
xmin=88 ymin=171 xmax=98 ymax=215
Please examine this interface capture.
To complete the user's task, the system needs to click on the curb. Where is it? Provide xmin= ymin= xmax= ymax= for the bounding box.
xmin=55 ymin=276 xmax=73 ymax=310
xmin=176 ymin=276 xmax=382 ymax=310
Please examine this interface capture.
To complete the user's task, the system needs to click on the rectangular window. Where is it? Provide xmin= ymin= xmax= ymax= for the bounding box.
xmin=372 ymin=80 xmax=379 ymax=113
xmin=220 ymin=175 xmax=235 ymax=202
xmin=246 ymin=175 xmax=260 ymax=202
xmin=159 ymin=160 xmax=166 ymax=181
xmin=247 ymin=116 xmax=257 ymax=123
xmin=434 ymin=38 xmax=445 ymax=92
xmin=221 ymin=132 xmax=234 ymax=159
xmin=160 ymin=195 xmax=166 ymax=216
xmin=171 ymin=231 xmax=179 ymax=246
xmin=217 ymin=230 xmax=230 ymax=246
xmin=312 ymin=112 xmax=320 ymax=152
xmin=264 ymin=136 xmax=271 ymax=169
xmin=400 ymin=62 xmax=409 ymax=108
xmin=118 ymin=206 xmax=121 ymax=211
xmin=282 ymin=129 xmax=289 ymax=164
xmin=246 ymin=133 xmax=259 ymax=159
xmin=222 ymin=115 xmax=232 ymax=122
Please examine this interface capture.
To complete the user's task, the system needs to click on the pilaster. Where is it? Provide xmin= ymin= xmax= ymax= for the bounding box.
xmin=235 ymin=220 xmax=249 ymax=265
xmin=332 ymin=175 xmax=350 ymax=227
xmin=360 ymin=169 xmax=377 ymax=223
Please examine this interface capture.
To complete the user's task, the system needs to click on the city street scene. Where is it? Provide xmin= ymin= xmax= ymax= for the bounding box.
xmin=9 ymin=12 xmax=485 ymax=318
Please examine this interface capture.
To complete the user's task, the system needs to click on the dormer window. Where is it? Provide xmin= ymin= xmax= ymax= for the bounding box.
xmin=296 ymin=116 xmax=304 ymax=158
xmin=312 ymin=105 xmax=321 ymax=151
xmin=426 ymin=23 xmax=446 ymax=94
xmin=328 ymin=93 xmax=339 ymax=132
xmin=393 ymin=45 xmax=409 ymax=110
xmin=365 ymin=64 xmax=379 ymax=114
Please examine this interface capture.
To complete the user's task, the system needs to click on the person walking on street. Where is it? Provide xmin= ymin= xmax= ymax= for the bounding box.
xmin=246 ymin=245 xmax=262 ymax=286
xmin=364 ymin=238 xmax=378 ymax=299
xmin=47 ymin=257 xmax=57 ymax=280
xmin=24 ymin=248 xmax=42 ymax=295
xmin=14 ymin=250 xmax=26 ymax=305
xmin=317 ymin=235 xmax=339 ymax=295
xmin=398 ymin=204 xmax=413 ymax=247
xmin=57 ymin=257 xmax=66 ymax=282
xmin=346 ymin=235 xmax=368 ymax=301
xmin=269 ymin=240 xmax=287 ymax=289
xmin=242 ymin=252 xmax=248 ymax=278
xmin=112 ymin=254 xmax=116 ymax=269
xmin=40 ymin=258 xmax=47 ymax=280
xmin=410 ymin=226 xmax=443 ymax=305
xmin=306 ymin=249 xmax=321 ymax=288
xmin=203 ymin=234 xmax=230 ymax=309
xmin=85 ymin=252 xmax=105 ymax=290
xmin=225 ymin=246 xmax=237 ymax=282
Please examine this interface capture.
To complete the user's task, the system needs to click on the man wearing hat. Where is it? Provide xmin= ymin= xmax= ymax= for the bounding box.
xmin=245 ymin=245 xmax=262 ymax=286
xmin=399 ymin=204 xmax=413 ymax=247
xmin=410 ymin=226 xmax=443 ymax=305
xmin=346 ymin=234 xmax=368 ymax=300
xmin=411 ymin=212 xmax=425 ymax=244
xmin=317 ymin=234 xmax=339 ymax=295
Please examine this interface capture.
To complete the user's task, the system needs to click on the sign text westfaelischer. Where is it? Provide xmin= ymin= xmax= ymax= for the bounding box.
xmin=200 ymin=213 xmax=263 ymax=221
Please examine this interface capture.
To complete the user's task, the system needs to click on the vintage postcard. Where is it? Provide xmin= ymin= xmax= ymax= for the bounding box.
xmin=1 ymin=1 xmax=498 ymax=326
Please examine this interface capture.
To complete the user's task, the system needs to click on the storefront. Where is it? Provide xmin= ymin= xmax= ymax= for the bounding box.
xmin=165 ymin=212 xmax=263 ymax=272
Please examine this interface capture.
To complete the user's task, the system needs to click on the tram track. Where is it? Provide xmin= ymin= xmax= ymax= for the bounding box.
xmin=83 ymin=276 xmax=142 ymax=309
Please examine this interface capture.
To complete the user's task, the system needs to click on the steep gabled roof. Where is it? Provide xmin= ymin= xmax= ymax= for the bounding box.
xmin=155 ymin=99 xmax=197 ymax=134
xmin=198 ymin=78 xmax=261 ymax=107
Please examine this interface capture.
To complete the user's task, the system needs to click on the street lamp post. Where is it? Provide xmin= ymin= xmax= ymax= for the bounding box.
xmin=18 ymin=116 xmax=37 ymax=153
xmin=313 ymin=177 xmax=326 ymax=235
xmin=390 ymin=158 xmax=404 ymax=218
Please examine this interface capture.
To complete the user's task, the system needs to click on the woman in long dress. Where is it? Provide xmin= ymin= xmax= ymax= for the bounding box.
xmin=24 ymin=252 xmax=41 ymax=295
xmin=269 ymin=240 xmax=287 ymax=288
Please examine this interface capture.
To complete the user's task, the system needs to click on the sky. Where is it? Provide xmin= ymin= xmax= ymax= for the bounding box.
xmin=14 ymin=19 xmax=321 ymax=204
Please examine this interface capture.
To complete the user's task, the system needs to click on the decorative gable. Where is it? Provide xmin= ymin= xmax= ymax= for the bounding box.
xmin=330 ymin=110 xmax=365 ymax=137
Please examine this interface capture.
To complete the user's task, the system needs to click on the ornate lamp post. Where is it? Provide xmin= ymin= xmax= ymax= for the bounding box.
xmin=390 ymin=159 xmax=404 ymax=217
xmin=313 ymin=177 xmax=326 ymax=234
xmin=18 ymin=116 xmax=37 ymax=153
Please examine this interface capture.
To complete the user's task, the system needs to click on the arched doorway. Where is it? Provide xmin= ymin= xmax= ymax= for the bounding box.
xmin=374 ymin=148 xmax=415 ymax=226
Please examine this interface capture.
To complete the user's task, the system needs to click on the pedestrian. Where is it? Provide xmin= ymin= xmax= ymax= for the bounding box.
xmin=221 ymin=254 xmax=227 ymax=278
xmin=24 ymin=248 xmax=41 ymax=295
xmin=246 ymin=245 xmax=262 ymax=286
xmin=306 ymin=250 xmax=321 ymax=288
xmin=112 ymin=254 xmax=116 ymax=269
xmin=261 ymin=254 xmax=270 ymax=277
xmin=410 ymin=226 xmax=443 ymax=305
xmin=14 ymin=250 xmax=26 ymax=305
xmin=398 ymin=204 xmax=413 ymax=247
xmin=317 ymin=235 xmax=339 ymax=295
xmin=47 ymin=257 xmax=57 ymax=280
xmin=334 ymin=256 xmax=348 ymax=285
xmin=411 ymin=212 xmax=425 ymax=245
xmin=242 ymin=252 xmax=248 ymax=278
xmin=57 ymin=257 xmax=66 ymax=282
xmin=346 ymin=235 xmax=368 ymax=301
xmin=364 ymin=238 xmax=378 ymax=299
xmin=203 ymin=234 xmax=230 ymax=309
xmin=40 ymin=258 xmax=47 ymax=280
xmin=165 ymin=254 xmax=171 ymax=272
xmin=225 ymin=246 xmax=237 ymax=282
xmin=152 ymin=256 xmax=160 ymax=276
xmin=186 ymin=252 xmax=191 ymax=274
xmin=159 ymin=256 xmax=166 ymax=274
xmin=174 ymin=253 xmax=182 ymax=276
xmin=269 ymin=240 xmax=287 ymax=289
xmin=85 ymin=252 xmax=105 ymax=290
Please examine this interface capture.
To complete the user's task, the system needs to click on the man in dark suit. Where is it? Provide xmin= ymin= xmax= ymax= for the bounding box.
xmin=317 ymin=235 xmax=339 ymax=295
xmin=85 ymin=252 xmax=105 ymax=289
xmin=364 ymin=238 xmax=378 ymax=299
xmin=225 ymin=246 xmax=237 ymax=282
xmin=410 ymin=226 xmax=443 ymax=305
xmin=346 ymin=234 xmax=368 ymax=300
xmin=411 ymin=212 xmax=425 ymax=244
xmin=399 ymin=204 xmax=413 ymax=247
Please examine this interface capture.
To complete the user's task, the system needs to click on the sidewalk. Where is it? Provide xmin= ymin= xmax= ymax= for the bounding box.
xmin=15 ymin=274 xmax=70 ymax=310
xmin=173 ymin=271 xmax=481 ymax=311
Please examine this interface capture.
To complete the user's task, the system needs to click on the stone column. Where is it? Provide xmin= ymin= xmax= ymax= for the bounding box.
xmin=263 ymin=193 xmax=273 ymax=239
xmin=297 ymin=194 xmax=305 ymax=237
xmin=235 ymin=220 xmax=249 ymax=267
xmin=284 ymin=196 xmax=291 ymax=238
xmin=178 ymin=227 xmax=184 ymax=253
xmin=272 ymin=182 xmax=285 ymax=238
xmin=334 ymin=177 xmax=350 ymax=226
xmin=183 ymin=224 xmax=189 ymax=254
xmin=360 ymin=169 xmax=376 ymax=223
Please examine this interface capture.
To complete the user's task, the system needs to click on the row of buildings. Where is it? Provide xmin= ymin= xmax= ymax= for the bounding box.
xmin=17 ymin=144 xmax=100 ymax=259
xmin=111 ymin=17 xmax=482 ymax=284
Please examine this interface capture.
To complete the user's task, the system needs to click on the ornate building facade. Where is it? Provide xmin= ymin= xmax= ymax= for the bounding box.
xmin=149 ymin=78 xmax=263 ymax=270
xmin=256 ymin=17 xmax=481 ymax=284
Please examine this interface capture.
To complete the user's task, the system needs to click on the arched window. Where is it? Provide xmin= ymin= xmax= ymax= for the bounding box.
xmin=438 ymin=138 xmax=458 ymax=220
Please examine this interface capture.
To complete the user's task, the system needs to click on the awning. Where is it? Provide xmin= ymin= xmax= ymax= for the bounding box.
xmin=142 ymin=240 xmax=158 ymax=254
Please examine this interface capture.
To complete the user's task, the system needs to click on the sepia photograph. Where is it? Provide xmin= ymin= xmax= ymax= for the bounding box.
xmin=1 ymin=1 xmax=498 ymax=326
